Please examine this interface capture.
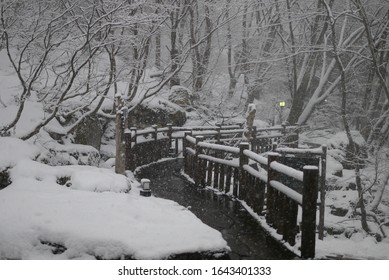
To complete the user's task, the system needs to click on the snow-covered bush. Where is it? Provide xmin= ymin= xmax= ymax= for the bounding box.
xmin=34 ymin=132 xmax=100 ymax=167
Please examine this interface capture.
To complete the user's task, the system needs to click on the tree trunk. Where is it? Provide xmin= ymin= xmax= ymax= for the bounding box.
xmin=169 ymin=1 xmax=190 ymax=88
xmin=155 ymin=0 xmax=161 ymax=69
xmin=226 ymin=0 xmax=237 ymax=97
xmin=170 ymin=8 xmax=180 ymax=87
xmin=190 ymin=0 xmax=212 ymax=93
xmin=287 ymin=0 xmax=333 ymax=124
xmin=115 ymin=97 xmax=126 ymax=175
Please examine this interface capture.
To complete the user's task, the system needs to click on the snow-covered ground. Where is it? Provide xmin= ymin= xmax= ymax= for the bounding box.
xmin=0 ymin=138 xmax=228 ymax=259
xmin=1 ymin=46 xmax=389 ymax=260
xmin=241 ymin=200 xmax=389 ymax=260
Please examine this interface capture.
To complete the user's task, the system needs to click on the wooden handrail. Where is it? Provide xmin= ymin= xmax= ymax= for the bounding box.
xmin=124 ymin=123 xmax=321 ymax=259
xmin=181 ymin=134 xmax=320 ymax=259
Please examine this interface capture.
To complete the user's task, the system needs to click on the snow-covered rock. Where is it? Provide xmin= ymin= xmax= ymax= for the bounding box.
xmin=168 ymin=86 xmax=195 ymax=108
xmin=128 ymin=99 xmax=186 ymax=128
xmin=327 ymin=131 xmax=367 ymax=169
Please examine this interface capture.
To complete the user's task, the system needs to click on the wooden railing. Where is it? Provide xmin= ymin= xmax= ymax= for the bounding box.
xmin=124 ymin=123 xmax=299 ymax=171
xmin=274 ymin=145 xmax=327 ymax=241
xmin=124 ymin=123 xmax=325 ymax=258
xmin=183 ymin=135 xmax=322 ymax=259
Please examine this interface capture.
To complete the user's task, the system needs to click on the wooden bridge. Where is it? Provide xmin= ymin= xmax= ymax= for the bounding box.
xmin=124 ymin=123 xmax=327 ymax=259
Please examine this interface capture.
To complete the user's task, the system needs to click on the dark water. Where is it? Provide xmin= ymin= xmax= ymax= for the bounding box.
xmin=137 ymin=159 xmax=297 ymax=260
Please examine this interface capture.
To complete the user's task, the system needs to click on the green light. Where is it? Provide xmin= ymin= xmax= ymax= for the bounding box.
xmin=279 ymin=101 xmax=286 ymax=107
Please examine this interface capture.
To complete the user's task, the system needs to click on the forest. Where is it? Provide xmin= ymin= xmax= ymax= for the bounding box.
xmin=0 ymin=0 xmax=389 ymax=259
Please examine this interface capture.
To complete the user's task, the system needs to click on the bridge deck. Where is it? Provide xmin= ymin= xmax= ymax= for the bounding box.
xmin=136 ymin=158 xmax=297 ymax=260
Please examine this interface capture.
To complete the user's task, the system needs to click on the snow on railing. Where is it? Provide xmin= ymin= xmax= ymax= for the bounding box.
xmin=124 ymin=122 xmax=320 ymax=259
xmin=198 ymin=141 xmax=240 ymax=154
xmin=198 ymin=154 xmax=239 ymax=168
xmin=269 ymin=180 xmax=303 ymax=205
xmin=182 ymin=135 xmax=319 ymax=259
xmin=274 ymin=144 xmax=327 ymax=241
xmin=276 ymin=146 xmax=324 ymax=155
xmin=243 ymin=149 xmax=268 ymax=166
xmin=243 ymin=164 xmax=267 ymax=182
xmin=270 ymin=161 xmax=304 ymax=182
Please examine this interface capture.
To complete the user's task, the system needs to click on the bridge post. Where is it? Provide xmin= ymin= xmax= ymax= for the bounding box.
xmin=183 ymin=131 xmax=192 ymax=175
xmin=195 ymin=136 xmax=205 ymax=186
xmin=266 ymin=152 xmax=280 ymax=226
xmin=167 ymin=123 xmax=174 ymax=155
xmin=251 ymin=126 xmax=257 ymax=152
xmin=130 ymin=127 xmax=137 ymax=167
xmin=318 ymin=145 xmax=327 ymax=240
xmin=216 ymin=123 xmax=222 ymax=144
xmin=124 ymin=129 xmax=132 ymax=171
xmin=130 ymin=127 xmax=137 ymax=145
xmin=301 ymin=166 xmax=319 ymax=259
xmin=152 ymin=125 xmax=159 ymax=161
xmin=281 ymin=122 xmax=287 ymax=135
xmin=238 ymin=142 xmax=249 ymax=199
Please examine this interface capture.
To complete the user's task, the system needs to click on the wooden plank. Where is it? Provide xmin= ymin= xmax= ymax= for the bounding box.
xmin=225 ymin=166 xmax=232 ymax=194
xmin=219 ymin=164 xmax=225 ymax=192
xmin=206 ymin=161 xmax=213 ymax=187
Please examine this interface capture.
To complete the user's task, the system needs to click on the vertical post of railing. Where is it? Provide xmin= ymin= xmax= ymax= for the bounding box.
xmin=238 ymin=142 xmax=249 ymax=199
xmin=282 ymin=122 xmax=287 ymax=135
xmin=183 ymin=131 xmax=192 ymax=175
xmin=301 ymin=166 xmax=319 ymax=259
xmin=130 ymin=127 xmax=137 ymax=145
xmin=167 ymin=123 xmax=173 ymax=155
xmin=183 ymin=131 xmax=189 ymax=174
xmin=124 ymin=129 xmax=132 ymax=171
xmin=266 ymin=152 xmax=279 ymax=226
xmin=130 ymin=127 xmax=137 ymax=166
xmin=216 ymin=123 xmax=222 ymax=144
xmin=152 ymin=125 xmax=158 ymax=141
xmin=251 ymin=126 xmax=257 ymax=152
xmin=318 ymin=145 xmax=327 ymax=240
xmin=195 ymin=136 xmax=204 ymax=186
xmin=152 ymin=125 xmax=158 ymax=161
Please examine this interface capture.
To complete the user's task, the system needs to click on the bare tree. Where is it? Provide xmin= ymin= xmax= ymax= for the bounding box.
xmin=0 ymin=0 xmax=127 ymax=139
xmin=189 ymin=0 xmax=213 ymax=93
xmin=321 ymin=0 xmax=389 ymax=234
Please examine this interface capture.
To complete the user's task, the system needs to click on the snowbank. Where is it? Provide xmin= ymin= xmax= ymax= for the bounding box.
xmin=0 ymin=137 xmax=228 ymax=259
xmin=0 ymin=173 xmax=228 ymax=259
xmin=0 ymin=137 xmax=40 ymax=169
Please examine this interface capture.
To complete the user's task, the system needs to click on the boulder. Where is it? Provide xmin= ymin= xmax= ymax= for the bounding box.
xmin=327 ymin=131 xmax=367 ymax=169
xmin=128 ymin=100 xmax=186 ymax=128
xmin=73 ymin=114 xmax=104 ymax=151
xmin=168 ymin=86 xmax=196 ymax=108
